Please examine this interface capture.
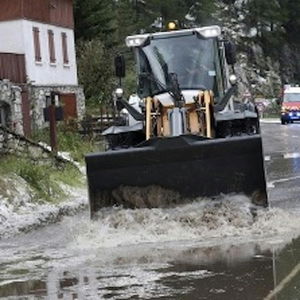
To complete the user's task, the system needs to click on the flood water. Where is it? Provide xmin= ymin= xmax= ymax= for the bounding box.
xmin=1 ymin=197 xmax=300 ymax=299
xmin=1 ymin=122 xmax=300 ymax=299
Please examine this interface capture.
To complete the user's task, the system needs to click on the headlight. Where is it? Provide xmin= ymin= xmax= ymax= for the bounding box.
xmin=195 ymin=26 xmax=221 ymax=38
xmin=229 ymin=74 xmax=237 ymax=85
xmin=126 ymin=35 xmax=149 ymax=47
xmin=115 ymin=88 xmax=124 ymax=99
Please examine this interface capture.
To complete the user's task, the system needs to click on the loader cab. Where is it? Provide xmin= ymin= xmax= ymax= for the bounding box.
xmin=126 ymin=26 xmax=233 ymax=103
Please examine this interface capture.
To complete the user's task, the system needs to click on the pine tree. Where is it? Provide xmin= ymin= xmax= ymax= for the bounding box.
xmin=146 ymin=0 xmax=188 ymax=22
xmin=74 ymin=0 xmax=116 ymax=45
xmin=245 ymin=0 xmax=287 ymax=37
xmin=185 ymin=0 xmax=217 ymax=26
xmin=279 ymin=0 xmax=300 ymax=42
xmin=115 ymin=0 xmax=149 ymax=41
xmin=115 ymin=0 xmax=218 ymax=41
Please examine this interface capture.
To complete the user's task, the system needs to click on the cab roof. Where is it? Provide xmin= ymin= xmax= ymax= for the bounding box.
xmin=126 ymin=25 xmax=221 ymax=48
xmin=284 ymin=85 xmax=300 ymax=94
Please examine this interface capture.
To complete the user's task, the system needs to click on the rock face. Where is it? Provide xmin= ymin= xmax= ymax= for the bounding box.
xmin=219 ymin=1 xmax=284 ymax=99
xmin=234 ymin=43 xmax=282 ymax=98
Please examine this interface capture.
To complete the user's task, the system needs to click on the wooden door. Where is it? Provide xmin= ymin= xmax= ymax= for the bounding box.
xmin=60 ymin=93 xmax=77 ymax=120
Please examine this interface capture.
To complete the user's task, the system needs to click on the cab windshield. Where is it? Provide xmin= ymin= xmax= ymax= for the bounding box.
xmin=136 ymin=33 xmax=223 ymax=98
xmin=284 ymin=93 xmax=300 ymax=102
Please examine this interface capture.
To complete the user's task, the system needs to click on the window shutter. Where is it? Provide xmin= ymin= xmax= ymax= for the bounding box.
xmin=48 ymin=30 xmax=56 ymax=63
xmin=33 ymin=27 xmax=41 ymax=62
xmin=61 ymin=32 xmax=69 ymax=64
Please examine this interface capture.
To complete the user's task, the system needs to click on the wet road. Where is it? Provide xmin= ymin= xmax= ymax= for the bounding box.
xmin=2 ymin=122 xmax=300 ymax=299
xmin=262 ymin=123 xmax=300 ymax=209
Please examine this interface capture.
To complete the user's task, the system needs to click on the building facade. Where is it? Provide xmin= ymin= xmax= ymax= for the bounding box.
xmin=0 ymin=0 xmax=85 ymax=136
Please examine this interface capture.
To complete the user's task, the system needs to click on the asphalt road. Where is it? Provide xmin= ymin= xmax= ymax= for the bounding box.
xmin=261 ymin=122 xmax=300 ymax=209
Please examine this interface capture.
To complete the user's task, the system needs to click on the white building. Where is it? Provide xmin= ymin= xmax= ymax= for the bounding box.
xmin=0 ymin=0 xmax=85 ymax=135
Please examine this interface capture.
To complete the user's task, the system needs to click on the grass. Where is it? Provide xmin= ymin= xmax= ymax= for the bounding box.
xmin=0 ymin=124 xmax=90 ymax=204
xmin=32 ymin=123 xmax=96 ymax=162
xmin=0 ymin=154 xmax=83 ymax=203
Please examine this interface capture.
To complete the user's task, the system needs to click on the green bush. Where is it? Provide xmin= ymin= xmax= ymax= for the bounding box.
xmin=77 ymin=39 xmax=115 ymax=106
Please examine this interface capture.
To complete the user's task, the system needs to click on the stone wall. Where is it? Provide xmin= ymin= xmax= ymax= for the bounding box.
xmin=0 ymin=80 xmax=86 ymax=133
xmin=0 ymin=80 xmax=23 ymax=135
xmin=30 ymin=85 xmax=86 ymax=130
xmin=0 ymin=125 xmax=68 ymax=165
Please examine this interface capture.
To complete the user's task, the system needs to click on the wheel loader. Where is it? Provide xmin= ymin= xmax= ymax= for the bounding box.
xmin=85 ymin=25 xmax=268 ymax=217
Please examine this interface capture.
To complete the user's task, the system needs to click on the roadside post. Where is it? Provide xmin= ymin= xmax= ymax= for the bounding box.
xmin=44 ymin=92 xmax=63 ymax=153
xmin=49 ymin=92 xmax=58 ymax=153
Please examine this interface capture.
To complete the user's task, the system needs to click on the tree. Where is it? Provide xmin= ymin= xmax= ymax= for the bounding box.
xmin=242 ymin=0 xmax=288 ymax=58
xmin=74 ymin=0 xmax=116 ymax=45
xmin=76 ymin=40 xmax=115 ymax=105
xmin=115 ymin=0 xmax=148 ymax=42
xmin=185 ymin=0 xmax=217 ymax=26
xmin=245 ymin=0 xmax=287 ymax=36
xmin=115 ymin=0 xmax=217 ymax=38
xmin=279 ymin=0 xmax=300 ymax=42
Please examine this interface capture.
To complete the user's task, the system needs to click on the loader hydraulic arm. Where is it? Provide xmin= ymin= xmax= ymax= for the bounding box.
xmin=117 ymin=98 xmax=144 ymax=121
xmin=167 ymin=73 xmax=185 ymax=108
xmin=140 ymin=71 xmax=188 ymax=108
xmin=215 ymin=85 xmax=238 ymax=112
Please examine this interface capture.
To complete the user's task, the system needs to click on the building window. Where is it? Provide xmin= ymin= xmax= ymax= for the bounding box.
xmin=61 ymin=32 xmax=69 ymax=65
xmin=33 ymin=27 xmax=41 ymax=62
xmin=48 ymin=30 xmax=56 ymax=64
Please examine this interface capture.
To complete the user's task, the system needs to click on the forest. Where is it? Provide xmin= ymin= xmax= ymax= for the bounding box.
xmin=74 ymin=0 xmax=300 ymax=106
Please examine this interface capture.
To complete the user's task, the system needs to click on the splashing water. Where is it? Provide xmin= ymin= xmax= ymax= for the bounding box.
xmin=2 ymin=193 xmax=300 ymax=300
xmin=70 ymin=194 xmax=300 ymax=250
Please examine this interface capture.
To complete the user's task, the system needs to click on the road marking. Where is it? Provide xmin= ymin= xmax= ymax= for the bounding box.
xmin=267 ymin=175 xmax=300 ymax=188
xmin=264 ymin=262 xmax=300 ymax=300
xmin=283 ymin=152 xmax=300 ymax=159
xmin=264 ymin=153 xmax=300 ymax=162
xmin=260 ymin=119 xmax=280 ymax=124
